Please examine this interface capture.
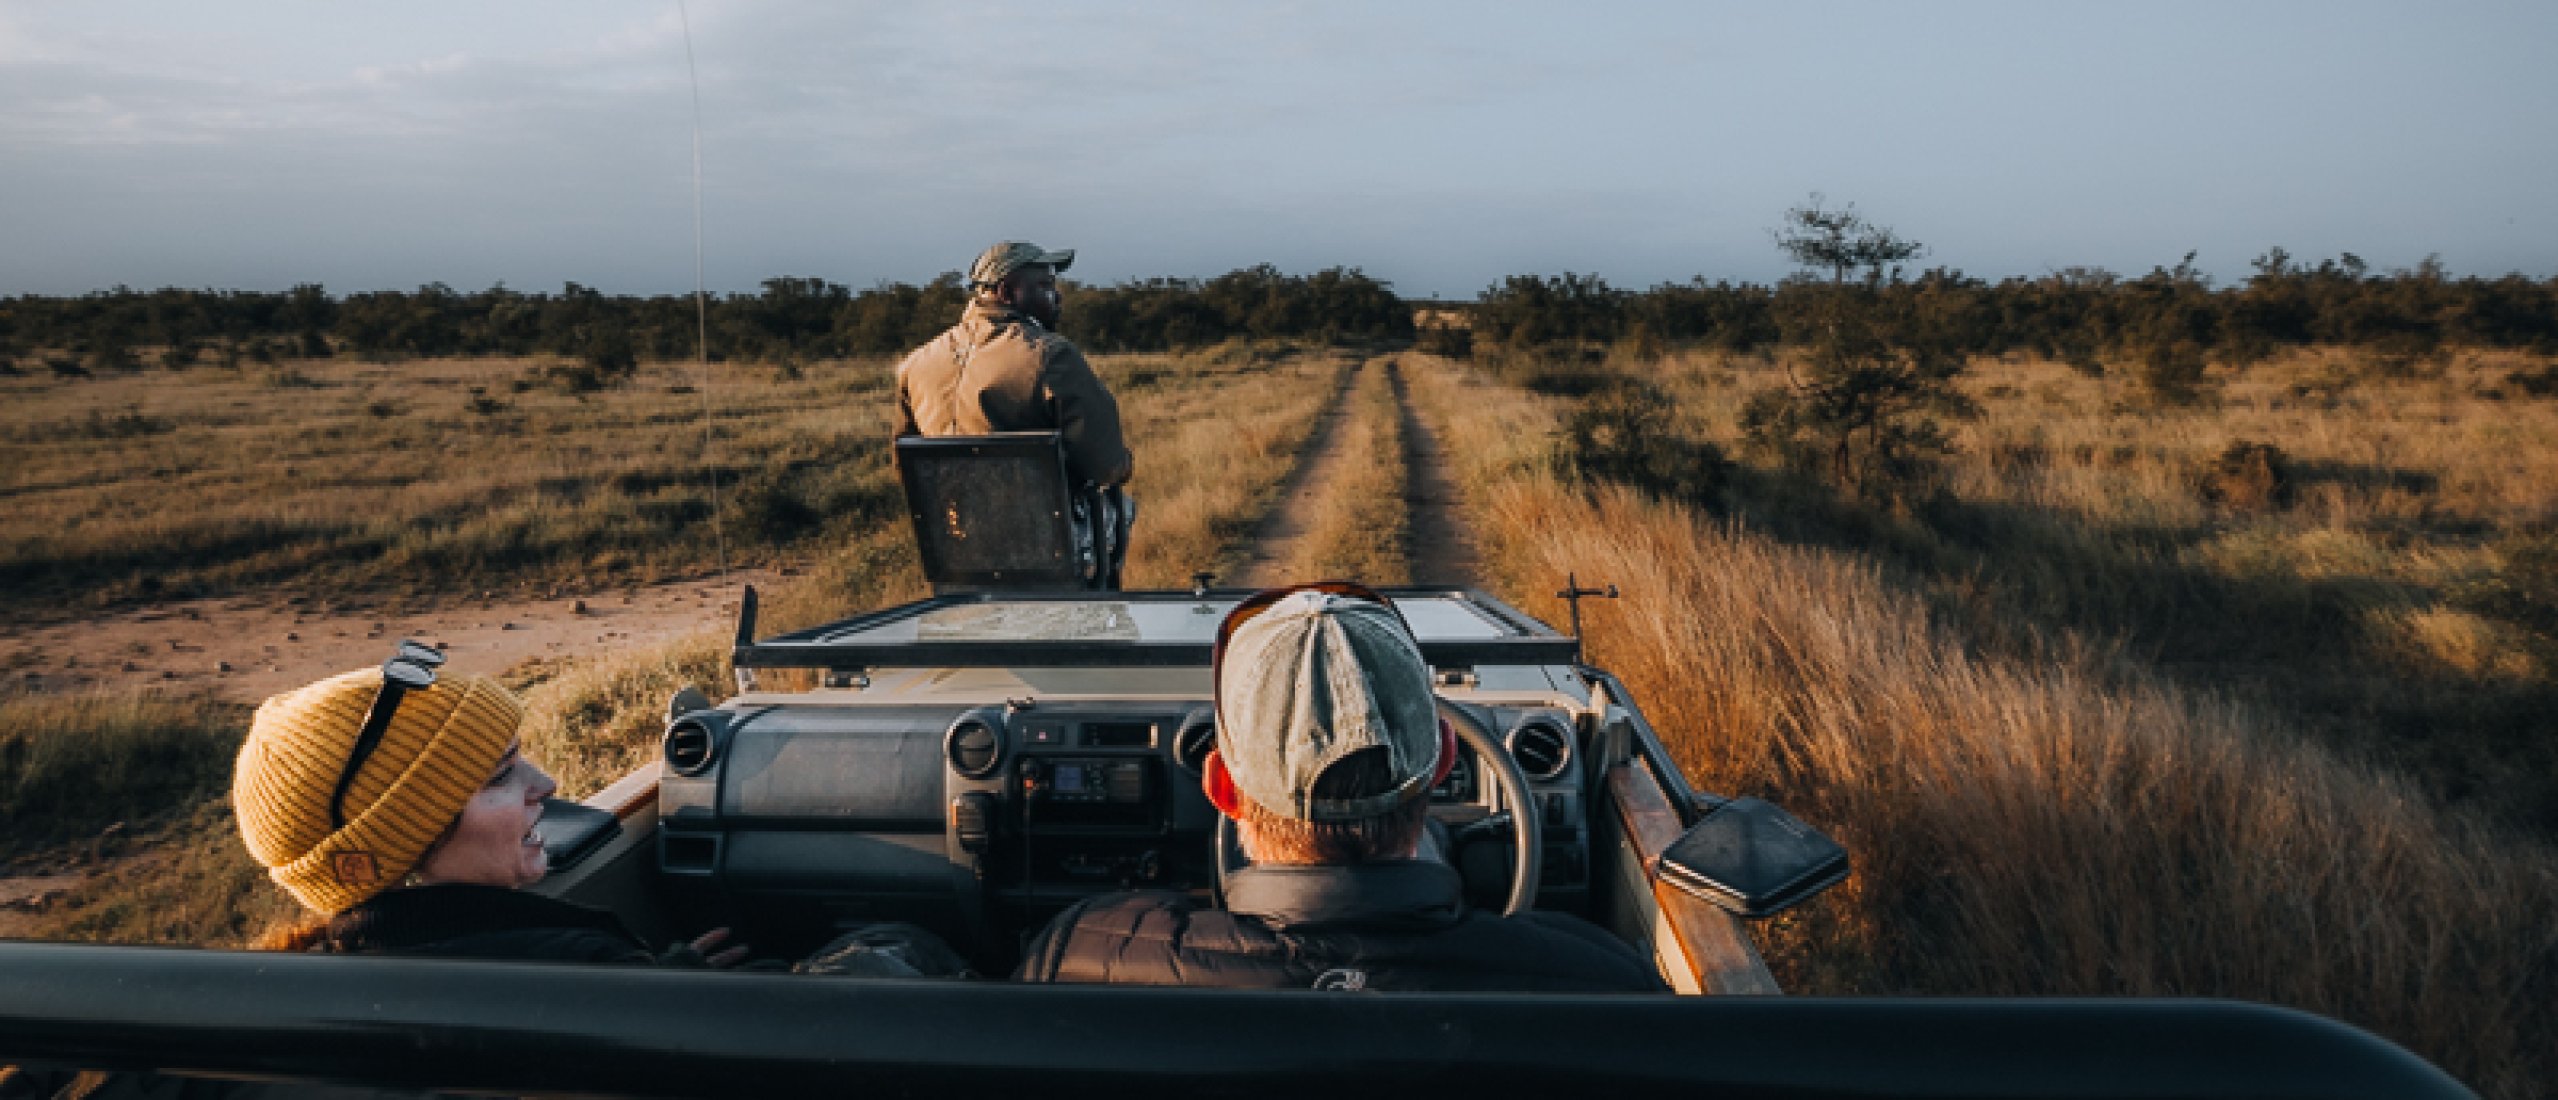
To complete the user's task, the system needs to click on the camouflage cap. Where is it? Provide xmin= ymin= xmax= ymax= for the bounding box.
xmin=1214 ymin=590 xmax=1441 ymax=822
xmin=967 ymin=241 xmax=1075 ymax=289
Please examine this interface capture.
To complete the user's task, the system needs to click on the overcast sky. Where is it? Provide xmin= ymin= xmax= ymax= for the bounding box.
xmin=5 ymin=2 xmax=2553 ymax=299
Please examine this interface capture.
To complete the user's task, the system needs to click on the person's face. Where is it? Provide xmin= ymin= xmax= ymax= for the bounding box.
xmin=416 ymin=746 xmax=558 ymax=890
xmin=1005 ymin=266 xmax=1062 ymax=328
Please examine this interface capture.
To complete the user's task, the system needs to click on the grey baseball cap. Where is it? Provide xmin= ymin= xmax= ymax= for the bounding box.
xmin=1214 ymin=589 xmax=1441 ymax=821
xmin=968 ymin=241 xmax=1075 ymax=288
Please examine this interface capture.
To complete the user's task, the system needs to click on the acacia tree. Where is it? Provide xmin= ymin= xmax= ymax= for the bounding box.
xmin=1743 ymin=197 xmax=1970 ymax=494
xmin=1772 ymin=193 xmax=1927 ymax=285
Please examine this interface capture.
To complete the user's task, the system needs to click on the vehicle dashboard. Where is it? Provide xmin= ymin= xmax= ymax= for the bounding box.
xmin=652 ymin=670 xmax=1596 ymax=956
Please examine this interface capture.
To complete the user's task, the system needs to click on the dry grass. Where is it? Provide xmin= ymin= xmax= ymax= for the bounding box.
xmin=1286 ymin=355 xmax=1411 ymax=584
xmin=3 ymin=342 xmax=1343 ymax=944
xmin=0 ymin=693 xmax=285 ymax=947
xmin=0 ymin=355 xmax=903 ymax=621
xmin=1647 ymin=344 xmax=2558 ymax=835
xmin=1115 ymin=345 xmax=1358 ymax=586
xmin=8 ymin=800 xmax=299 ymax=947
xmin=1405 ymin=354 xmax=2558 ymax=1098
xmin=0 ymin=691 xmax=245 ymax=855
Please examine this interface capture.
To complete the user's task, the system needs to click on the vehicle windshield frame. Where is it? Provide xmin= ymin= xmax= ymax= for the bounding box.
xmin=734 ymin=587 xmax=1575 ymax=671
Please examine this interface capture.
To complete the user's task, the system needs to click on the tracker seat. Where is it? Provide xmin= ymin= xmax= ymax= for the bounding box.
xmin=895 ymin=431 xmax=1130 ymax=592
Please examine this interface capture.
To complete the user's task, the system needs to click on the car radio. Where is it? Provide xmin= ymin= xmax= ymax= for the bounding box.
xmin=1015 ymin=715 xmax=1166 ymax=831
xmin=1023 ymin=756 xmax=1150 ymax=805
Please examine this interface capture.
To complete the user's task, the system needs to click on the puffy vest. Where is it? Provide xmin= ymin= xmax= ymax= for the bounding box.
xmin=1014 ymin=861 xmax=1666 ymax=993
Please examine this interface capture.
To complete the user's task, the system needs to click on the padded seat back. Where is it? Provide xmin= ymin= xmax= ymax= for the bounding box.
xmin=896 ymin=432 xmax=1119 ymax=591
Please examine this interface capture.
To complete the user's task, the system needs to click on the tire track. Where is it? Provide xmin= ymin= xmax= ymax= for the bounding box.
xmin=1229 ymin=358 xmax=1373 ymax=588
xmin=1391 ymin=358 xmax=1482 ymax=588
xmin=1227 ymin=355 xmax=1481 ymax=590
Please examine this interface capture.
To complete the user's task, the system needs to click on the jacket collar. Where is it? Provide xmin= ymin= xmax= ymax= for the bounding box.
xmin=1222 ymin=860 xmax=1467 ymax=931
xmin=961 ymin=300 xmax=1043 ymax=334
xmin=326 ymin=883 xmax=633 ymax=951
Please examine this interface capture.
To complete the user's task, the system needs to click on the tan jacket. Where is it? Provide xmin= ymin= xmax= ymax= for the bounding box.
xmin=894 ymin=303 xmax=1133 ymax=487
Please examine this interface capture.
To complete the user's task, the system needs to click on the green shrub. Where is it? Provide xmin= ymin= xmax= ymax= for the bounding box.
xmin=2131 ymin=337 xmax=2213 ymax=405
xmin=1560 ymin=381 xmax=1727 ymax=503
xmin=1415 ymin=325 xmax=1472 ymax=359
xmin=1741 ymin=284 xmax=1971 ymax=495
xmin=1481 ymin=343 xmax=1619 ymax=397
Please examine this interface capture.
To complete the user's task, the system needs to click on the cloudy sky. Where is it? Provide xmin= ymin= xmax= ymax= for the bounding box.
xmin=5 ymin=2 xmax=2553 ymax=298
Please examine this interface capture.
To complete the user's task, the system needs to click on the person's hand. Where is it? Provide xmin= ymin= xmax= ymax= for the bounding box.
xmin=658 ymin=927 xmax=752 ymax=968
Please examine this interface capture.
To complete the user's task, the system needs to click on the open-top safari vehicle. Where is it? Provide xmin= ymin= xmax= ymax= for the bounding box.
xmin=0 ymin=434 xmax=2474 ymax=1098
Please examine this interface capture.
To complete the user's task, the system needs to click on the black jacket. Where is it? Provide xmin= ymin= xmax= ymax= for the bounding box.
xmin=314 ymin=883 xmax=653 ymax=964
xmin=1015 ymin=860 xmax=1666 ymax=993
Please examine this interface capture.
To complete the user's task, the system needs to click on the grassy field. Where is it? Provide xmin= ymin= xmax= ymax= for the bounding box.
xmin=0 ymin=353 xmax=898 ymax=621
xmin=1406 ymin=350 xmax=2558 ymax=1098
xmin=1642 ymin=344 xmax=2558 ymax=836
xmin=0 ymin=343 xmax=1350 ymax=944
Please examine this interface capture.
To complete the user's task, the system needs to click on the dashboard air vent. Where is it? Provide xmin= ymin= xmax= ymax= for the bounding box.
xmin=663 ymin=719 xmax=718 ymax=777
xmin=1505 ymin=715 xmax=1574 ymax=781
xmin=1172 ymin=712 xmax=1218 ymax=776
xmin=944 ymin=716 xmax=1005 ymax=779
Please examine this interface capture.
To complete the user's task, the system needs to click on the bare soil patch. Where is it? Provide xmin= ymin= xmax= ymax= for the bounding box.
xmin=2 ymin=571 xmax=775 ymax=705
xmin=0 ymin=873 xmax=94 ymax=938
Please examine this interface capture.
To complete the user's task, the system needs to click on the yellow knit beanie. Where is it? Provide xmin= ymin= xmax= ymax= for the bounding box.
xmin=233 ymin=667 xmax=526 ymax=914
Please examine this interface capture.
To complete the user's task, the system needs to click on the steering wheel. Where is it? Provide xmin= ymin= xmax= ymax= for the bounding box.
xmin=1214 ymin=698 xmax=1542 ymax=916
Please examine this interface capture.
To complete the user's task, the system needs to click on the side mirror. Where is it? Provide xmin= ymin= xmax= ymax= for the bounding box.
xmin=666 ymin=685 xmax=713 ymax=722
xmin=1654 ymin=797 xmax=1849 ymax=919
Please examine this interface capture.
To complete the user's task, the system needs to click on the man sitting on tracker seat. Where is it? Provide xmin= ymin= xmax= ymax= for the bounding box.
xmin=1014 ymin=584 xmax=1665 ymax=992
xmin=895 ymin=240 xmax=1132 ymax=490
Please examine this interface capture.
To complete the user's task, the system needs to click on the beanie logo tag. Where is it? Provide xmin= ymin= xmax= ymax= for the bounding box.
xmin=331 ymin=851 xmax=381 ymax=886
xmin=1311 ymin=968 xmax=1370 ymax=992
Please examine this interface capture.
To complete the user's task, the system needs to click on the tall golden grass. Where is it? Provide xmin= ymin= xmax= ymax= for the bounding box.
xmin=1650 ymin=344 xmax=2558 ymax=834
xmin=1405 ymin=353 xmax=2558 ymax=1097
xmin=1116 ymin=346 xmax=1357 ymax=587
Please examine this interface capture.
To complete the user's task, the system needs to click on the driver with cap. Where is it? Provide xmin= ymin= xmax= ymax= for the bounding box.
xmin=895 ymin=240 xmax=1133 ymax=489
xmin=1015 ymin=585 xmax=1664 ymax=992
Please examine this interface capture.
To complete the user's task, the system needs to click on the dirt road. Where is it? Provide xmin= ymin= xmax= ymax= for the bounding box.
xmin=1230 ymin=355 xmax=1478 ymax=590
xmin=3 ymin=572 xmax=772 ymax=704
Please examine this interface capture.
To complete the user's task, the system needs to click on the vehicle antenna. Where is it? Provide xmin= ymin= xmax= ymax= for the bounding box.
xmin=676 ymin=0 xmax=731 ymax=588
xmin=1555 ymin=573 xmax=1619 ymax=665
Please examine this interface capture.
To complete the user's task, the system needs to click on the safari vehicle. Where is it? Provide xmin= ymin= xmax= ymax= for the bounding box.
xmin=0 ymin=436 xmax=2474 ymax=1098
